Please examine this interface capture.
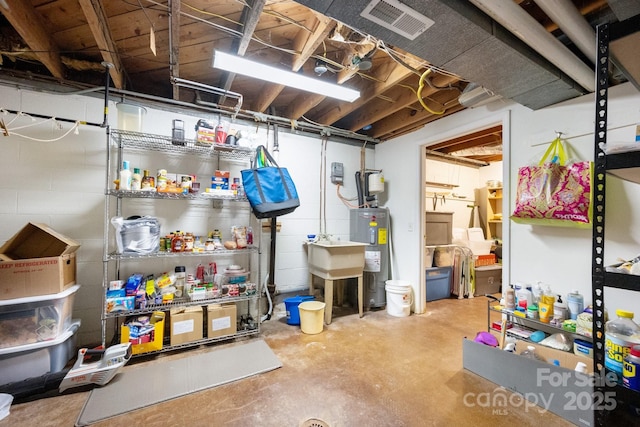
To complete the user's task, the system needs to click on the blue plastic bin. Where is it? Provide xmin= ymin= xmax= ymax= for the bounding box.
xmin=425 ymin=266 xmax=452 ymax=301
xmin=284 ymin=295 xmax=315 ymax=325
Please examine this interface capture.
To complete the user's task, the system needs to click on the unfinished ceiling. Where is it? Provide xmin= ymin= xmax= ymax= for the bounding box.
xmin=0 ymin=1 xmax=639 ymax=159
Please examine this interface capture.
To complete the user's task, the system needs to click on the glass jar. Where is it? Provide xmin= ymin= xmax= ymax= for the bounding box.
xmin=205 ymin=238 xmax=215 ymax=251
xmin=174 ymin=266 xmax=186 ymax=297
xmin=184 ymin=232 xmax=194 ymax=252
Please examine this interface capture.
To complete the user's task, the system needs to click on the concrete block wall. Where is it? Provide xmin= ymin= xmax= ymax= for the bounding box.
xmin=0 ymin=84 xmax=375 ymax=346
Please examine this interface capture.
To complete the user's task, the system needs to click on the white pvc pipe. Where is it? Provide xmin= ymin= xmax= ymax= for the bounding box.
xmin=469 ymin=0 xmax=595 ymax=92
xmin=533 ymin=0 xmax=596 ymax=64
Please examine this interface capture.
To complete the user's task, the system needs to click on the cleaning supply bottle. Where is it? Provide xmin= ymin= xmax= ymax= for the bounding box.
xmin=623 ymin=345 xmax=640 ymax=391
xmin=605 ymin=310 xmax=640 ymax=383
xmin=520 ymin=345 xmax=545 ymax=362
xmin=516 ymin=286 xmax=533 ymax=311
xmin=131 ymin=167 xmax=142 ymax=191
xmin=539 ymin=285 xmax=555 ymax=323
xmin=532 ymin=282 xmax=543 ymax=305
xmin=119 ymin=160 xmax=132 ymax=190
xmin=567 ymin=290 xmax=585 ymax=320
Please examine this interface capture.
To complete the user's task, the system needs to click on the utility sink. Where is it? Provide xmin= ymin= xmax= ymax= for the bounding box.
xmin=307 ymin=241 xmax=367 ymax=279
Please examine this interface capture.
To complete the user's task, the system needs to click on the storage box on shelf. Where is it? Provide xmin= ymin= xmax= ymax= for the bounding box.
xmin=120 ymin=311 xmax=165 ymax=355
xmin=0 ymin=320 xmax=80 ymax=386
xmin=207 ymin=303 xmax=237 ymax=338
xmin=0 ymin=285 xmax=80 ymax=349
xmin=103 ymin=130 xmax=259 ymax=355
xmin=425 ymin=211 xmax=453 ymax=245
xmin=0 ymin=223 xmax=80 ymax=300
xmin=170 ymin=306 xmax=203 ymax=346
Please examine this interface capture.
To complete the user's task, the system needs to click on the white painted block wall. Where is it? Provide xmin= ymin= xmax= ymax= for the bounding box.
xmin=377 ymin=82 xmax=640 ymax=317
xmin=0 ymin=84 xmax=374 ymax=346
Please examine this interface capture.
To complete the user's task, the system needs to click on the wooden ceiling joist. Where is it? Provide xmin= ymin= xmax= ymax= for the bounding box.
xmin=78 ymin=0 xmax=125 ymax=89
xmin=219 ymin=0 xmax=266 ymax=93
xmin=1 ymin=0 xmax=65 ymax=79
xmin=427 ymin=125 xmax=503 ymax=151
xmin=345 ymin=73 xmax=460 ymax=133
xmin=253 ymin=13 xmax=336 ymax=112
xmin=312 ymin=60 xmax=414 ymax=126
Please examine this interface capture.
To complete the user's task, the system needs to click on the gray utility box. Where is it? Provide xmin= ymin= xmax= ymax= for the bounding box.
xmin=425 ymin=211 xmax=453 ymax=245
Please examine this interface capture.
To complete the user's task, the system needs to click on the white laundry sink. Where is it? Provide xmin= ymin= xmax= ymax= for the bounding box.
xmin=307 ymin=241 xmax=367 ymax=279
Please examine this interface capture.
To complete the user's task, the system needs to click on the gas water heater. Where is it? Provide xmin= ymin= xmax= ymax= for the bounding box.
xmin=350 ymin=208 xmax=389 ymax=308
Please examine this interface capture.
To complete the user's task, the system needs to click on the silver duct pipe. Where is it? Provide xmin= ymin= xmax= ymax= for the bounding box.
xmin=533 ymin=0 xmax=596 ymax=64
xmin=468 ymin=0 xmax=595 ymax=92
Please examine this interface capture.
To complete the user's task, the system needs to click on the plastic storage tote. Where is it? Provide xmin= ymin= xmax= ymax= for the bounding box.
xmin=425 ymin=266 xmax=452 ymax=301
xmin=0 ymin=320 xmax=80 ymax=386
xmin=0 ymin=284 xmax=80 ymax=349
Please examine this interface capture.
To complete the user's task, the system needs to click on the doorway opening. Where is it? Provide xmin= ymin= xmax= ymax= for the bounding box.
xmin=418 ymin=121 xmax=508 ymax=312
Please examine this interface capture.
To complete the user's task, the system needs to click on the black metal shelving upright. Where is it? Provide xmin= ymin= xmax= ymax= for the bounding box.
xmin=593 ymin=20 xmax=640 ymax=426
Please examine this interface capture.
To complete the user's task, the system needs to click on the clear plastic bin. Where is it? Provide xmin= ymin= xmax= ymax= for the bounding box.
xmin=0 ymin=285 xmax=80 ymax=349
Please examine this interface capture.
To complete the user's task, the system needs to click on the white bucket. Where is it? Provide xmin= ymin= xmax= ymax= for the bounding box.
xmin=385 ymin=280 xmax=412 ymax=317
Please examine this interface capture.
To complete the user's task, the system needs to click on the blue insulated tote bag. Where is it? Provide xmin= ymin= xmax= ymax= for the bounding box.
xmin=241 ymin=145 xmax=300 ymax=218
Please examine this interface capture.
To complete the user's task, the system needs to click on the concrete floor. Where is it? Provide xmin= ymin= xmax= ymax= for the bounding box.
xmin=1 ymin=295 xmax=574 ymax=427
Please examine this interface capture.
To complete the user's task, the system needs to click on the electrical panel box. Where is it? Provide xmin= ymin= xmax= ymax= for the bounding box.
xmin=331 ymin=162 xmax=344 ymax=184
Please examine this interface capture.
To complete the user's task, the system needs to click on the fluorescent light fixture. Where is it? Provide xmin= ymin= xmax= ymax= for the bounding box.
xmin=212 ymin=51 xmax=360 ymax=102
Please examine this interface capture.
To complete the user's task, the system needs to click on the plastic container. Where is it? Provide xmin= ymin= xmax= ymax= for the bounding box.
xmin=567 ymin=290 xmax=584 ymax=320
xmin=505 ymin=285 xmax=515 ymax=310
xmin=0 ymin=320 xmax=80 ymax=386
xmin=119 ymin=160 xmax=132 ymax=190
xmin=425 ymin=266 xmax=452 ymax=301
xmin=539 ymin=286 xmax=555 ymax=323
xmin=385 ymin=280 xmax=412 ymax=317
xmin=298 ymin=301 xmax=325 ymax=334
xmin=623 ymin=344 xmax=640 ymax=391
xmin=0 ymin=285 xmax=80 ymax=349
xmin=574 ymin=338 xmax=593 ymax=358
xmin=520 ymin=345 xmax=546 ymax=362
xmin=174 ymin=266 xmax=186 ymax=298
xmin=605 ymin=310 xmax=640 ymax=382
xmin=516 ymin=287 xmax=533 ymax=310
xmin=283 ymin=295 xmax=314 ymax=325
xmin=532 ymin=282 xmax=543 ymax=305
xmin=224 ymin=266 xmax=249 ymax=284
xmin=112 ymin=216 xmax=160 ymax=254
xmin=116 ymin=103 xmax=146 ymax=132
xmin=554 ymin=295 xmax=568 ymax=322
xmin=0 ymin=393 xmax=12 ymax=421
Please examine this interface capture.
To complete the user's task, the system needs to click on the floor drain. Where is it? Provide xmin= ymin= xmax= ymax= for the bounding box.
xmin=301 ymin=418 xmax=330 ymax=427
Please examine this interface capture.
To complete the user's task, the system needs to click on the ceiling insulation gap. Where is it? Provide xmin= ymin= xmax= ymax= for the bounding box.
xmin=360 ymin=0 xmax=435 ymax=40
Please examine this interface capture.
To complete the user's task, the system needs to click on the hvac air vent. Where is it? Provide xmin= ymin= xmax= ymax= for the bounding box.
xmin=361 ymin=0 xmax=434 ymax=40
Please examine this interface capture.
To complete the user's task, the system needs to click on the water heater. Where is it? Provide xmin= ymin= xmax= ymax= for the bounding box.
xmin=350 ymin=208 xmax=389 ymax=308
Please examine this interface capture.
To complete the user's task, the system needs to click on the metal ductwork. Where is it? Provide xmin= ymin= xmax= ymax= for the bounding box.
xmin=295 ymin=0 xmax=597 ymax=110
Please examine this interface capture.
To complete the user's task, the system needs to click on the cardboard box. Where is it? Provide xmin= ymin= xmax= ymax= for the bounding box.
xmin=121 ymin=311 xmax=165 ymax=355
xmin=170 ymin=306 xmax=203 ymax=346
xmin=0 ymin=223 xmax=80 ymax=300
xmin=207 ymin=303 xmax=237 ymax=338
